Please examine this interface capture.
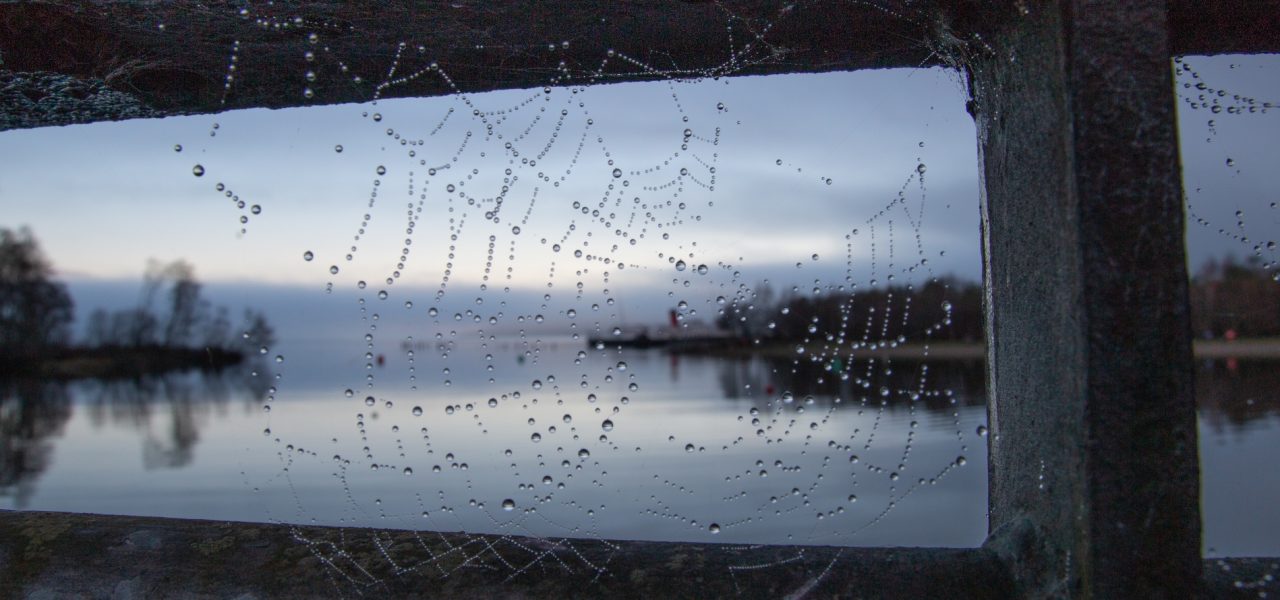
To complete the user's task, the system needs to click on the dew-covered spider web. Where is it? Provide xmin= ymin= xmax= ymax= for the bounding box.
xmin=1176 ymin=55 xmax=1279 ymax=279
xmin=170 ymin=1 xmax=989 ymax=593
xmin=1174 ymin=55 xmax=1280 ymax=584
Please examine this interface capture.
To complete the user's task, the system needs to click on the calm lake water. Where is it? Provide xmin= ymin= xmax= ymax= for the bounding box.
xmin=2 ymin=340 xmax=1276 ymax=556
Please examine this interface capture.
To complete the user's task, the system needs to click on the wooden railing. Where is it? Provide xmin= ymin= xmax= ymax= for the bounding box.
xmin=1 ymin=2 xmax=1277 ymax=597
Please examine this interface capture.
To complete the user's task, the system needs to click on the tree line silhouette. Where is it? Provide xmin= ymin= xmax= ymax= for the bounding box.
xmin=1190 ymin=254 xmax=1280 ymax=338
xmin=714 ymin=277 xmax=984 ymax=344
xmin=715 ymin=258 xmax=1278 ymax=344
xmin=0 ymin=227 xmax=272 ymax=376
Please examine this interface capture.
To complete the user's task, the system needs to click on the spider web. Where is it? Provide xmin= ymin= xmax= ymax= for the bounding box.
xmin=176 ymin=1 xmax=986 ymax=594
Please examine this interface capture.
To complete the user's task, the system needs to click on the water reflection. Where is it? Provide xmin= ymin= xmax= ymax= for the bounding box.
xmin=0 ymin=379 xmax=70 ymax=507
xmin=1 ymin=349 xmax=1277 ymax=554
xmin=0 ymin=362 xmax=267 ymax=506
xmin=1196 ymin=359 xmax=1280 ymax=433
xmin=710 ymin=353 xmax=986 ymax=412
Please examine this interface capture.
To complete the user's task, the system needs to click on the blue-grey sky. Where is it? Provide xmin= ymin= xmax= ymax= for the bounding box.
xmin=1 ymin=56 xmax=1277 ymax=342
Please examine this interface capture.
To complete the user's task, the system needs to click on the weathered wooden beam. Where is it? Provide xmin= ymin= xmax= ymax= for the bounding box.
xmin=967 ymin=1 xmax=1201 ymax=597
xmin=2 ymin=510 xmax=1272 ymax=598
xmin=0 ymin=510 xmax=1016 ymax=599
xmin=2 ymin=1 xmax=1278 ymax=130
xmin=0 ymin=0 xmax=940 ymax=130
xmin=1167 ymin=0 xmax=1280 ymax=57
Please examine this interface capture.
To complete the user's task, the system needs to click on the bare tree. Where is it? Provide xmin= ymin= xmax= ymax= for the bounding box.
xmin=161 ymin=261 xmax=202 ymax=347
xmin=0 ymin=227 xmax=73 ymax=358
xmin=239 ymin=309 xmax=276 ymax=353
xmin=111 ymin=308 xmax=158 ymax=348
xmin=84 ymin=308 xmax=111 ymax=347
xmin=139 ymin=259 xmax=205 ymax=348
xmin=201 ymin=305 xmax=231 ymax=349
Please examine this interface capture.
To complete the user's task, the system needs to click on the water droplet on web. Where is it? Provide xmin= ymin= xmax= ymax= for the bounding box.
xmin=696 ymin=264 xmax=708 ymax=275
xmin=917 ymin=163 xmax=928 ymax=174
xmin=376 ymin=165 xmax=387 ymax=176
xmin=709 ymin=523 xmax=721 ymax=534
xmin=329 ymin=265 xmax=339 ymax=275
xmin=531 ymin=432 xmax=542 ymax=443
xmin=303 ymin=251 xmax=314 ymax=261
xmin=192 ymin=164 xmax=205 ymax=177
xmin=675 ymin=260 xmax=687 ymax=272
xmin=601 ymin=419 xmax=614 ymax=432
xmin=612 ymin=168 xmax=623 ymax=178
xmin=334 ymin=145 xmax=343 ymax=153
xmin=412 ymin=406 xmax=423 ymax=416
xmin=578 ymin=448 xmax=590 ymax=458
xmin=976 ymin=425 xmax=989 ymax=437
xmin=502 ymin=499 xmax=516 ymax=511
xmin=173 ymin=144 xmax=182 ymax=152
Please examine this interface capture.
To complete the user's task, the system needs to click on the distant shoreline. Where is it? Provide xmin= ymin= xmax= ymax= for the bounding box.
xmin=0 ymin=346 xmax=245 ymax=380
xmin=1192 ymin=339 xmax=1280 ymax=359
xmin=662 ymin=338 xmax=1280 ymax=360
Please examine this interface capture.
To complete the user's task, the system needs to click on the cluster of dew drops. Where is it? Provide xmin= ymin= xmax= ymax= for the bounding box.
xmin=1175 ymin=57 xmax=1280 ymax=281
xmin=168 ymin=1 xmax=985 ymax=562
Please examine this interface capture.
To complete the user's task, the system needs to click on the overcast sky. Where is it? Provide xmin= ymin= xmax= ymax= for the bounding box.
xmin=0 ymin=55 xmax=1276 ymax=341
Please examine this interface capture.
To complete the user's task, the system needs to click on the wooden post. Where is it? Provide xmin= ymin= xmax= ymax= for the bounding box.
xmin=968 ymin=2 xmax=1201 ymax=597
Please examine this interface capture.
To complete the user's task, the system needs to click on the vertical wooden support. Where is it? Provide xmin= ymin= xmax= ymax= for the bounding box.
xmin=968 ymin=2 xmax=1200 ymax=597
